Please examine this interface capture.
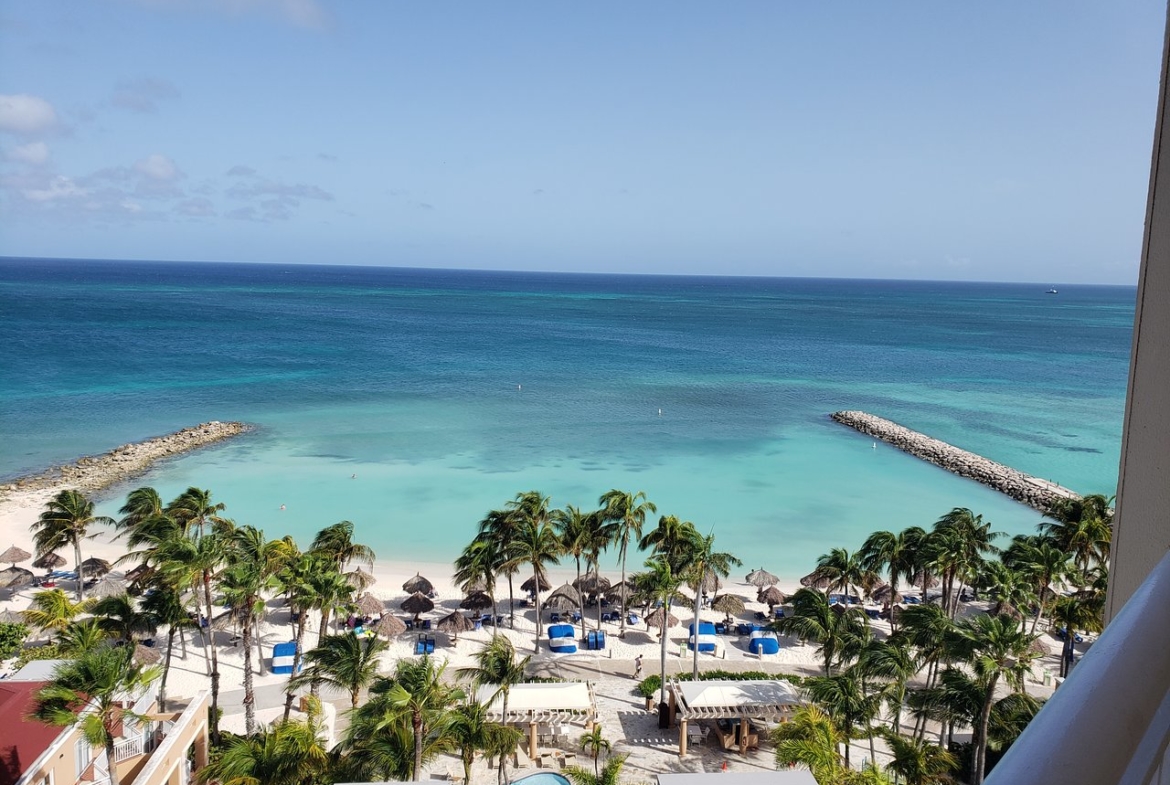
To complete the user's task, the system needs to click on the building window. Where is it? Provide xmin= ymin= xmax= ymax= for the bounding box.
xmin=74 ymin=738 xmax=91 ymax=779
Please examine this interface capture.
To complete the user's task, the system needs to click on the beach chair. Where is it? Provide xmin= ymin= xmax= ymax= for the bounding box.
xmin=414 ymin=635 xmax=427 ymax=655
xmin=425 ymin=636 xmax=436 ymax=654
xmin=550 ymin=612 xmax=561 ymax=623
xmin=421 ymin=619 xmax=432 ymax=631
xmin=626 ymin=613 xmax=639 ymax=625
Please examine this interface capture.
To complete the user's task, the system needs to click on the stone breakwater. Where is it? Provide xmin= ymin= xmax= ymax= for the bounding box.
xmin=831 ymin=411 xmax=1080 ymax=513
xmin=0 ymin=421 xmax=251 ymax=497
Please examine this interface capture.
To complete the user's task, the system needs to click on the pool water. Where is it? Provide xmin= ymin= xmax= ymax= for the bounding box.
xmin=514 ymin=773 xmax=572 ymax=785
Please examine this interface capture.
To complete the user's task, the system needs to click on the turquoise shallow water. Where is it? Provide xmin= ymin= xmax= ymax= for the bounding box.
xmin=0 ymin=259 xmax=1135 ymax=578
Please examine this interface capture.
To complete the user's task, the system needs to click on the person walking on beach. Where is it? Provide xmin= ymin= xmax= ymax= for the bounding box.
xmin=634 ymin=654 xmax=643 ymax=679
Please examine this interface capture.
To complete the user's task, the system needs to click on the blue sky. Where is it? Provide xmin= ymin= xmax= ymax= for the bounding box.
xmin=0 ymin=1 xmax=1163 ymax=283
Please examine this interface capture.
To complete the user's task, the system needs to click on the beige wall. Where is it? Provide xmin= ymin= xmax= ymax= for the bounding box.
xmin=1107 ymin=8 xmax=1170 ymax=624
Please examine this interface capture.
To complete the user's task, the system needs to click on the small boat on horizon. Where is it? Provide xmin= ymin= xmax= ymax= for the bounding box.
xmin=1046 ymin=288 xmax=1058 ymax=294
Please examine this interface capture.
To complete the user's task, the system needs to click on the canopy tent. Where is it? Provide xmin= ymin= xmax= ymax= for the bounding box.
xmin=476 ymin=680 xmax=598 ymax=759
xmin=668 ymin=678 xmax=804 ymax=756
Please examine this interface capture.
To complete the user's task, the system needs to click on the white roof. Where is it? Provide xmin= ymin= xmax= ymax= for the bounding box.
xmin=476 ymin=681 xmax=595 ymax=723
xmin=658 ymin=772 xmax=818 ymax=785
xmin=9 ymin=659 xmax=67 ymax=681
xmin=671 ymin=678 xmax=803 ymax=720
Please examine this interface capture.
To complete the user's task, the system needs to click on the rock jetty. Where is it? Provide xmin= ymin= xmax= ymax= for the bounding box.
xmin=831 ymin=410 xmax=1080 ymax=513
xmin=0 ymin=421 xmax=251 ymax=497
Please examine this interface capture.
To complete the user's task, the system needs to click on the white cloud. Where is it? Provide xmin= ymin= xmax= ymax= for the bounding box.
xmin=0 ymin=94 xmax=58 ymax=135
xmin=7 ymin=141 xmax=49 ymax=165
xmin=23 ymin=175 xmax=86 ymax=203
xmin=135 ymin=153 xmax=181 ymax=181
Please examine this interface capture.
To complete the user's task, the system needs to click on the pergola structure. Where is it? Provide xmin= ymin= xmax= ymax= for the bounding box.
xmin=477 ymin=681 xmax=598 ymax=759
xmin=667 ymin=678 xmax=803 ymax=757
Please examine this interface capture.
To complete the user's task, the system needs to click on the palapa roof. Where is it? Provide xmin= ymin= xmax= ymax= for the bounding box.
xmin=573 ymin=572 xmax=611 ymax=595
xmin=799 ymin=571 xmax=831 ymax=590
xmin=459 ymin=592 xmax=493 ymax=611
xmin=871 ymin=584 xmax=903 ymax=604
xmin=645 ymin=607 xmax=679 ymax=629
xmin=400 ymin=591 xmax=434 ymax=615
xmin=545 ymin=583 xmax=581 ymax=606
xmin=476 ymin=681 xmax=596 ymax=724
xmin=746 ymin=568 xmax=779 ymax=588
xmin=695 ymin=572 xmax=721 ymax=594
xmin=355 ymin=592 xmax=383 ymax=617
xmin=758 ymin=586 xmax=786 ymax=606
xmin=79 ymin=557 xmax=112 ymax=577
xmin=88 ymin=576 xmax=126 ymax=599
xmin=0 ymin=566 xmax=34 ymax=589
xmin=402 ymin=573 xmax=433 ymax=595
xmin=132 ymin=643 xmax=162 ymax=665
xmin=32 ymin=552 xmax=66 ymax=570
xmin=605 ymin=580 xmax=638 ymax=604
xmin=711 ymin=594 xmax=745 ymax=616
xmin=0 ymin=545 xmax=32 ymax=565
xmin=348 ymin=567 xmax=376 ymax=590
xmin=374 ymin=614 xmax=407 ymax=638
xmin=436 ymin=611 xmax=474 ymax=634
xmin=543 ymin=593 xmax=579 ymax=611
xmin=520 ymin=574 xmax=551 ymax=593
xmin=669 ymin=678 xmax=803 ymax=721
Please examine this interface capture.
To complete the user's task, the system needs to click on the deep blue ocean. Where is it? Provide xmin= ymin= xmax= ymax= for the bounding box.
xmin=0 ymin=258 xmax=1136 ymax=578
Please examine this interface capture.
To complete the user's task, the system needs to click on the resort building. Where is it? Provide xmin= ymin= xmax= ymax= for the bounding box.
xmin=5 ymin=668 xmax=210 ymax=785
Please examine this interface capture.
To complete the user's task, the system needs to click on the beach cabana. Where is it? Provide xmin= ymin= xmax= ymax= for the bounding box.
xmin=437 ymin=611 xmax=474 ymax=643
xmin=374 ymin=614 xmax=406 ymax=639
xmin=476 ymin=680 xmax=597 ymax=759
xmin=402 ymin=573 xmax=433 ymax=595
xmin=459 ymin=591 xmax=493 ymax=612
xmin=521 ymin=574 xmax=551 ymax=594
xmin=272 ymin=640 xmax=301 ymax=674
xmin=667 ymin=678 xmax=803 ymax=756
xmin=746 ymin=568 xmax=779 ymax=588
xmin=547 ymin=623 xmax=577 ymax=653
xmin=748 ymin=629 xmax=780 ymax=655
xmin=0 ymin=545 xmax=32 ymax=567
xmin=758 ymin=586 xmax=786 ymax=609
xmin=711 ymin=594 xmax=745 ymax=624
xmin=400 ymin=591 xmax=434 ymax=621
xmin=688 ymin=621 xmax=718 ymax=653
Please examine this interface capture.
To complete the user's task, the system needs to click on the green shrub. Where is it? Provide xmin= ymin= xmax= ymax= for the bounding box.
xmin=0 ymin=622 xmax=28 ymax=661
xmin=14 ymin=641 xmax=62 ymax=670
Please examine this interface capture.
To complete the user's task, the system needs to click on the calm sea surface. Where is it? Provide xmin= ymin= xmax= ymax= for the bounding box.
xmin=0 ymin=259 xmax=1136 ymax=577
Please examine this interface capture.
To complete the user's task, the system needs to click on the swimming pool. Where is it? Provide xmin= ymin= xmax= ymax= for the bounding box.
xmin=514 ymin=773 xmax=571 ymax=785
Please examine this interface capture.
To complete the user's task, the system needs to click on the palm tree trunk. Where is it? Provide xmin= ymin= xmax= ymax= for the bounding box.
xmin=499 ymin=691 xmax=511 ymax=785
xmin=413 ymin=710 xmax=423 ymax=782
xmin=691 ymin=570 xmax=704 ymax=680
xmin=255 ymin=614 xmax=266 ymax=675
xmin=619 ymin=537 xmax=629 ymax=638
xmin=532 ymin=564 xmax=542 ymax=652
xmin=106 ymin=740 xmax=122 ymax=785
xmin=284 ymin=611 xmax=309 ymax=721
xmin=658 ymin=599 xmax=670 ymax=706
xmin=971 ymin=674 xmax=999 ymax=785
xmin=242 ymin=616 xmax=256 ymax=735
xmin=159 ymin=626 xmax=177 ymax=712
xmin=312 ymin=608 xmax=331 ymax=700
xmin=74 ymin=540 xmax=86 ymax=602
xmin=489 ymin=587 xmax=499 ymax=641
xmin=507 ymin=574 xmax=515 ymax=626
xmin=1030 ymin=580 xmax=1048 ymax=636
xmin=202 ymin=570 xmax=221 ymax=744
xmin=575 ymin=556 xmax=585 ymax=640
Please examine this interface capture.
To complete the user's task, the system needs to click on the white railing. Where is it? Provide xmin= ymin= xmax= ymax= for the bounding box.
xmin=986 ymin=549 xmax=1170 ymax=785
xmin=113 ymin=734 xmax=145 ymax=762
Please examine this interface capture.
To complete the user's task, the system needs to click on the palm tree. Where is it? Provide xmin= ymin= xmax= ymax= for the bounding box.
xmin=310 ymin=519 xmax=376 ymax=570
xmin=579 ymin=724 xmax=611 ymax=776
xmin=639 ymin=555 xmax=684 ymax=708
xmin=950 ymin=612 xmax=1038 ymax=785
xmin=974 ymin=560 xmax=1036 ymax=631
xmin=773 ymin=587 xmax=867 ymax=677
xmin=804 ymin=672 xmax=882 ymax=768
xmin=582 ymin=510 xmax=616 ymax=630
xmin=448 ymin=699 xmax=493 ymax=785
xmin=377 ymin=656 xmax=464 ymax=781
xmin=31 ymin=489 xmax=115 ymax=602
xmin=455 ymin=536 xmax=503 ymax=637
xmin=196 ymin=715 xmax=330 ymax=785
xmin=1003 ymin=537 xmax=1074 ymax=634
xmin=855 ymin=637 xmax=917 ymax=734
xmin=90 ymin=592 xmax=158 ymax=643
xmin=165 ymin=486 xmax=225 ymax=538
xmin=683 ymin=528 xmax=734 ymax=683
xmin=932 ymin=508 xmax=1000 ymax=616
xmin=859 ymin=526 xmax=925 ymax=624
xmin=771 ymin=705 xmax=844 ymax=784
xmin=55 ymin=617 xmax=109 ymax=655
xmin=307 ymin=562 xmax=355 ymax=650
xmin=879 ymin=727 xmax=958 ymax=785
xmin=1039 ymin=494 xmax=1113 ymax=581
xmin=32 ymin=645 xmax=160 ymax=785
xmin=275 ymin=548 xmax=321 ymax=719
xmin=598 ymin=489 xmax=656 ymax=637
xmin=505 ymin=492 xmax=561 ymax=650
xmin=289 ymin=632 xmax=387 ymax=709
xmin=21 ymin=588 xmax=91 ymax=636
xmin=477 ymin=509 xmax=523 ymax=627
xmin=1049 ymin=594 xmax=1103 ymax=678
xmin=907 ymin=666 xmax=981 ymax=749
xmin=139 ymin=582 xmax=193 ymax=712
xmin=457 ymin=636 xmax=531 ymax=785
xmin=639 ymin=514 xmax=696 ymax=568
xmin=553 ymin=504 xmax=592 ymax=630
xmin=810 ymin=547 xmax=878 ymax=606
xmin=563 ymin=753 xmax=628 ymax=785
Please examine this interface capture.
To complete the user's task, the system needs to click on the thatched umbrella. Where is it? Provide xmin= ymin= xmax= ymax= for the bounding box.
xmin=758 ymin=586 xmax=786 ymax=609
xmin=32 ymin=552 xmax=66 ymax=572
xmin=544 ymin=593 xmax=579 ymax=612
xmin=711 ymin=593 xmax=745 ymax=624
xmin=545 ymin=583 xmax=581 ymax=607
xmin=88 ymin=576 xmax=126 ymax=599
xmin=437 ymin=611 xmax=474 ymax=643
xmin=0 ymin=566 xmax=34 ymax=589
xmin=460 ymin=592 xmax=493 ymax=612
xmin=124 ymin=563 xmax=150 ymax=582
xmin=0 ymin=545 xmax=31 ymax=567
xmin=696 ymin=572 xmax=721 ymax=595
xmin=400 ymin=591 xmax=434 ymax=621
xmin=746 ymin=568 xmax=779 ymax=588
xmin=133 ymin=643 xmax=162 ymax=666
xmin=80 ymin=557 xmax=112 ymax=578
xmin=374 ymin=614 xmax=406 ymax=639
xmin=461 ymin=576 xmax=487 ymax=594
xmin=0 ymin=609 xmax=25 ymax=625
xmin=355 ymin=592 xmax=383 ymax=618
xmin=871 ymin=584 xmax=903 ymax=606
xmin=573 ymin=572 xmax=611 ymax=596
xmin=521 ymin=574 xmax=551 ymax=594
xmin=1028 ymin=637 xmax=1049 ymax=657
xmin=910 ymin=571 xmax=940 ymax=590
xmin=348 ymin=567 xmax=376 ymax=591
xmin=403 ymin=573 xmax=434 ymax=595
xmin=605 ymin=580 xmax=636 ymax=606
xmin=800 ymin=571 xmax=831 ymax=590
xmin=992 ymin=601 xmax=1022 ymax=621
xmin=645 ymin=607 xmax=679 ymax=631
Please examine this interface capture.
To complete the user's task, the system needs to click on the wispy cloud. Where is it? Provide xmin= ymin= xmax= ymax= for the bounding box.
xmin=6 ymin=140 xmax=50 ymax=165
xmin=111 ymin=78 xmax=180 ymax=113
xmin=0 ymin=94 xmax=58 ymax=135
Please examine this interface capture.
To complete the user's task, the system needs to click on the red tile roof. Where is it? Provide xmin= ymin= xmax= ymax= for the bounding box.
xmin=0 ymin=681 xmax=62 ymax=785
